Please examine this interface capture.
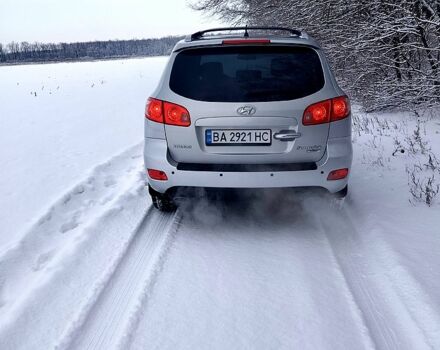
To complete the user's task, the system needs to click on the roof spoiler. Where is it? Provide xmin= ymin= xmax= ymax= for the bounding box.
xmin=187 ymin=26 xmax=302 ymax=42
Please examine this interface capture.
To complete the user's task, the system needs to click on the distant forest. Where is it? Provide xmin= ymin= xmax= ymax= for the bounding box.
xmin=0 ymin=36 xmax=183 ymax=64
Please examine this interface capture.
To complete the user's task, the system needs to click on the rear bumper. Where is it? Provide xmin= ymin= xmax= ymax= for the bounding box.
xmin=144 ymin=136 xmax=352 ymax=194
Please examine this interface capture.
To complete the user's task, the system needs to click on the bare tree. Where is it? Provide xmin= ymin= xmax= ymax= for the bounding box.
xmin=191 ymin=0 xmax=440 ymax=111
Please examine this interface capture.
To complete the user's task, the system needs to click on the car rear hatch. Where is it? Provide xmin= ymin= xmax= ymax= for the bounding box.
xmin=163 ymin=43 xmax=331 ymax=165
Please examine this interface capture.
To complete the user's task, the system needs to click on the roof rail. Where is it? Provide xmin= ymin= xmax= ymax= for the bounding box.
xmin=189 ymin=26 xmax=302 ymax=41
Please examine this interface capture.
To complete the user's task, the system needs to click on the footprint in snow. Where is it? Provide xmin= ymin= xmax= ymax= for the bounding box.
xmin=63 ymin=194 xmax=72 ymax=204
xmin=104 ymin=177 xmax=116 ymax=188
xmin=37 ymin=212 xmax=52 ymax=226
xmin=73 ymin=185 xmax=86 ymax=195
xmin=32 ymin=250 xmax=55 ymax=271
xmin=59 ymin=218 xmax=79 ymax=234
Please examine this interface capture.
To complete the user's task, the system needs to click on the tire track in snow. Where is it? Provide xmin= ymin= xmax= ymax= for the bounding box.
xmin=63 ymin=209 xmax=180 ymax=350
xmin=368 ymin=231 xmax=440 ymax=349
xmin=0 ymin=145 xmax=151 ymax=350
xmin=315 ymin=203 xmax=435 ymax=350
xmin=0 ymin=144 xmax=144 ymax=326
xmin=126 ymin=198 xmax=378 ymax=350
xmin=0 ymin=142 xmax=143 ymax=258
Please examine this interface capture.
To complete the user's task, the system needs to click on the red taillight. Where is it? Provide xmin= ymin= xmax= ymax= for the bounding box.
xmin=327 ymin=168 xmax=349 ymax=181
xmin=222 ymin=39 xmax=271 ymax=45
xmin=145 ymin=98 xmax=191 ymax=127
xmin=147 ymin=169 xmax=168 ymax=181
xmin=303 ymin=100 xmax=331 ymax=125
xmin=302 ymin=96 xmax=350 ymax=126
xmin=163 ymin=101 xmax=191 ymax=126
xmin=145 ymin=98 xmax=163 ymax=123
xmin=331 ymin=96 xmax=350 ymax=122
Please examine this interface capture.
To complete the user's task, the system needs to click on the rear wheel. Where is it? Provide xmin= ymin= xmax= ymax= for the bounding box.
xmin=149 ymin=186 xmax=176 ymax=212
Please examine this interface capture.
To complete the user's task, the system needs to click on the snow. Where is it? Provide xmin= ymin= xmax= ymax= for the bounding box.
xmin=0 ymin=57 xmax=167 ymax=250
xmin=1 ymin=58 xmax=440 ymax=350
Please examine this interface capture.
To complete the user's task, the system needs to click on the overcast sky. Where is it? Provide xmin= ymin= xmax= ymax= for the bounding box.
xmin=0 ymin=0 xmax=223 ymax=44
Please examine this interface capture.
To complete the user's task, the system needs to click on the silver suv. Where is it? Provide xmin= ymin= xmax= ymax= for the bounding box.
xmin=144 ymin=27 xmax=352 ymax=211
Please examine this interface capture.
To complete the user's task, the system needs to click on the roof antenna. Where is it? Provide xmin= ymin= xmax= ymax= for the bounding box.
xmin=244 ymin=25 xmax=249 ymax=38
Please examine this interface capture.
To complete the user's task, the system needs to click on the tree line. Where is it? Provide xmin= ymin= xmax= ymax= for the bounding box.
xmin=191 ymin=0 xmax=440 ymax=111
xmin=0 ymin=36 xmax=183 ymax=64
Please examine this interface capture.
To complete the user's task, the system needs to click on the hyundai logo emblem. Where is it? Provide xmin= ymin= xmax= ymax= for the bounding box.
xmin=237 ymin=105 xmax=256 ymax=115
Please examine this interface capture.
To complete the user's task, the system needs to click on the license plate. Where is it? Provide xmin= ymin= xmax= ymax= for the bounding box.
xmin=205 ymin=129 xmax=272 ymax=146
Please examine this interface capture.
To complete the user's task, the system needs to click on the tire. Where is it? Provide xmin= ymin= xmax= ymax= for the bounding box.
xmin=334 ymin=185 xmax=348 ymax=199
xmin=149 ymin=186 xmax=176 ymax=212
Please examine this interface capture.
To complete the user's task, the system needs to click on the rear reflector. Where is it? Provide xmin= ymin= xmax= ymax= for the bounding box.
xmin=147 ymin=169 xmax=168 ymax=181
xmin=327 ymin=168 xmax=349 ymax=181
xmin=222 ymin=39 xmax=271 ymax=45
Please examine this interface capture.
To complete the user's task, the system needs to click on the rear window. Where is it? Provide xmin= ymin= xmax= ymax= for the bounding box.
xmin=169 ymin=46 xmax=324 ymax=102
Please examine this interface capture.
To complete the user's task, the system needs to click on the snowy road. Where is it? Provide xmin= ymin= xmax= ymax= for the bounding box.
xmin=126 ymin=196 xmax=439 ymax=350
xmin=68 ymin=209 xmax=179 ymax=350
xmin=1 ymin=58 xmax=439 ymax=349
xmin=128 ymin=198 xmax=375 ymax=350
xmin=0 ymin=143 xmax=439 ymax=350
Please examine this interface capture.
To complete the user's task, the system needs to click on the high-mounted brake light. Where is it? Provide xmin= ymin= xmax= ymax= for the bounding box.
xmin=147 ymin=169 xmax=168 ymax=181
xmin=145 ymin=98 xmax=191 ymax=127
xmin=327 ymin=168 xmax=349 ymax=181
xmin=222 ymin=39 xmax=271 ymax=45
xmin=302 ymin=96 xmax=350 ymax=126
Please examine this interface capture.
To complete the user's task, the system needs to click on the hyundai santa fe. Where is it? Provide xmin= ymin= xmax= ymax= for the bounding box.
xmin=144 ymin=27 xmax=353 ymax=211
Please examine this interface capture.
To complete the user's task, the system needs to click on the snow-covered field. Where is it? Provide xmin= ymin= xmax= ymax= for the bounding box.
xmin=0 ymin=57 xmax=167 ymax=250
xmin=0 ymin=57 xmax=439 ymax=350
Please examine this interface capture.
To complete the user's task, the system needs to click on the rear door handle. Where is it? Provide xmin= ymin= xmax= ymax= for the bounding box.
xmin=273 ymin=130 xmax=301 ymax=141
